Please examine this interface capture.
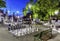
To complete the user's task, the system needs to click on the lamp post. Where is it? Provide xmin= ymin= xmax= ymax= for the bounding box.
xmin=7 ymin=10 xmax=10 ymax=18
xmin=52 ymin=10 xmax=59 ymax=31
xmin=55 ymin=10 xmax=59 ymax=15
xmin=49 ymin=10 xmax=59 ymax=24
xmin=28 ymin=4 xmax=32 ymax=9
xmin=28 ymin=4 xmax=32 ymax=18
xmin=16 ymin=11 xmax=19 ymax=14
xmin=16 ymin=11 xmax=20 ymax=22
xmin=7 ymin=10 xmax=10 ymax=14
xmin=54 ymin=10 xmax=59 ymax=22
xmin=28 ymin=4 xmax=32 ymax=25
xmin=16 ymin=11 xmax=19 ymax=18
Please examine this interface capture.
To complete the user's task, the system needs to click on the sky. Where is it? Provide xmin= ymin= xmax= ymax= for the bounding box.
xmin=5 ymin=0 xmax=30 ymax=16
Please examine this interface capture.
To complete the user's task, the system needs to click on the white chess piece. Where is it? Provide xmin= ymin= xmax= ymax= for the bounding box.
xmin=57 ymin=28 xmax=60 ymax=33
xmin=36 ymin=28 xmax=38 ymax=31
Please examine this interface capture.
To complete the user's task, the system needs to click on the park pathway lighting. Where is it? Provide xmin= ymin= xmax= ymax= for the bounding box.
xmin=16 ymin=11 xmax=19 ymax=14
xmin=28 ymin=4 xmax=32 ymax=9
xmin=16 ymin=11 xmax=19 ymax=18
xmin=54 ymin=10 xmax=59 ymax=22
xmin=16 ymin=11 xmax=20 ymax=21
xmin=49 ymin=10 xmax=59 ymax=24
xmin=28 ymin=4 xmax=33 ymax=24
xmin=55 ymin=10 xmax=59 ymax=15
xmin=7 ymin=10 xmax=10 ymax=14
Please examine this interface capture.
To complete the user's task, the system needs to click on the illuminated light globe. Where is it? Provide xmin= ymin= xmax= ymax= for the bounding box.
xmin=28 ymin=4 xmax=32 ymax=8
xmin=30 ymin=15 xmax=31 ymax=19
xmin=8 ymin=10 xmax=10 ymax=13
xmin=30 ymin=15 xmax=31 ymax=18
xmin=17 ymin=16 xmax=20 ymax=18
xmin=55 ymin=10 xmax=59 ymax=15
xmin=16 ymin=11 xmax=19 ymax=13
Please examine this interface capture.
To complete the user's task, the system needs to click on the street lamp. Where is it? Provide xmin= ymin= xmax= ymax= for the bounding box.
xmin=55 ymin=10 xmax=59 ymax=15
xmin=49 ymin=10 xmax=59 ymax=24
xmin=16 ymin=11 xmax=19 ymax=16
xmin=16 ymin=11 xmax=20 ymax=19
xmin=28 ymin=4 xmax=32 ymax=25
xmin=8 ymin=10 xmax=10 ymax=14
xmin=28 ymin=4 xmax=32 ymax=9
xmin=54 ymin=10 xmax=59 ymax=22
xmin=16 ymin=11 xmax=19 ymax=14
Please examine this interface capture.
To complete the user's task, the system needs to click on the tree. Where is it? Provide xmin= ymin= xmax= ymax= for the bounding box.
xmin=0 ymin=0 xmax=6 ymax=8
xmin=23 ymin=5 xmax=29 ymax=16
xmin=31 ymin=0 xmax=60 ymax=20
xmin=23 ymin=0 xmax=60 ymax=20
xmin=23 ymin=0 xmax=34 ymax=16
xmin=30 ymin=0 xmax=33 ymax=2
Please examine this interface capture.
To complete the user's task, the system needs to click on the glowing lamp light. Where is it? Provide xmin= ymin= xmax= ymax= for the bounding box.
xmin=8 ymin=10 xmax=10 ymax=13
xmin=16 ymin=11 xmax=19 ymax=13
xmin=17 ymin=16 xmax=20 ymax=18
xmin=29 ymin=4 xmax=32 ymax=8
xmin=55 ymin=10 xmax=59 ymax=15
xmin=30 ymin=15 xmax=31 ymax=18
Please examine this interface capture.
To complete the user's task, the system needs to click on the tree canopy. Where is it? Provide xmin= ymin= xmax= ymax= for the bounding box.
xmin=23 ymin=0 xmax=60 ymax=20
xmin=0 ymin=0 xmax=6 ymax=8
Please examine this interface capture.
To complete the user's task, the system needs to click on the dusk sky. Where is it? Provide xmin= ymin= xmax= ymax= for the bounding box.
xmin=5 ymin=0 xmax=30 ymax=16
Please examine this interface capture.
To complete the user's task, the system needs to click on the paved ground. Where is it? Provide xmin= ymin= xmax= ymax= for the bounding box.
xmin=0 ymin=25 xmax=19 ymax=41
xmin=0 ymin=24 xmax=47 ymax=41
xmin=0 ymin=24 xmax=34 ymax=41
xmin=48 ymin=34 xmax=60 ymax=41
xmin=0 ymin=24 xmax=60 ymax=41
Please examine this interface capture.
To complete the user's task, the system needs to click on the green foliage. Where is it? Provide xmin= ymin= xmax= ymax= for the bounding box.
xmin=32 ymin=0 xmax=59 ymax=20
xmin=0 ymin=0 xmax=6 ymax=8
xmin=23 ymin=0 xmax=60 ymax=20
xmin=30 ymin=0 xmax=33 ymax=3
xmin=23 ymin=5 xmax=28 ymax=16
